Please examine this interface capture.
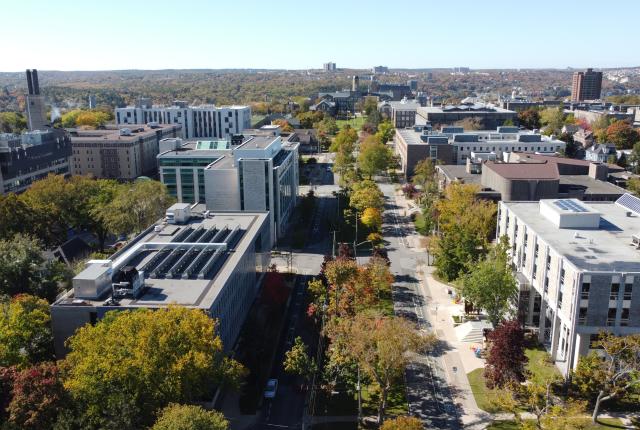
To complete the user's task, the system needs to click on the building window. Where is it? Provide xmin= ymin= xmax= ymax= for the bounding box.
xmin=621 ymin=308 xmax=630 ymax=327
xmin=546 ymin=255 xmax=551 ymax=271
xmin=607 ymin=308 xmax=617 ymax=326
xmin=610 ymin=282 xmax=620 ymax=300
xmin=624 ymin=282 xmax=633 ymax=300
xmin=581 ymin=282 xmax=590 ymax=300
xmin=578 ymin=307 xmax=587 ymax=325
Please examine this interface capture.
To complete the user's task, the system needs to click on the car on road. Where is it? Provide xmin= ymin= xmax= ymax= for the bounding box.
xmin=264 ymin=378 xmax=278 ymax=398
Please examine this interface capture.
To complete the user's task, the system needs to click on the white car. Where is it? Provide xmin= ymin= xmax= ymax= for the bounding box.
xmin=264 ymin=379 xmax=278 ymax=399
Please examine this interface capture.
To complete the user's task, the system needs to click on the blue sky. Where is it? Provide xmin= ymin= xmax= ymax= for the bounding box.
xmin=2 ymin=0 xmax=638 ymax=71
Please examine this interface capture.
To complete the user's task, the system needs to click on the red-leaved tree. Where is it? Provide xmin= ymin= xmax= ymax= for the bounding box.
xmin=5 ymin=362 xmax=66 ymax=429
xmin=485 ymin=320 xmax=528 ymax=388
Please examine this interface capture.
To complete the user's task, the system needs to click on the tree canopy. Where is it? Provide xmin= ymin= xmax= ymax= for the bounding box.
xmin=151 ymin=404 xmax=228 ymax=430
xmin=484 ymin=320 xmax=527 ymax=388
xmin=62 ymin=306 xmax=245 ymax=429
xmin=0 ymin=295 xmax=54 ymax=368
xmin=357 ymin=135 xmax=393 ymax=178
xmin=461 ymin=237 xmax=517 ymax=327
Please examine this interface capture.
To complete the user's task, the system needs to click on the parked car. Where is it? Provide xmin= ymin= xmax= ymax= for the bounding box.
xmin=264 ymin=379 xmax=278 ymax=399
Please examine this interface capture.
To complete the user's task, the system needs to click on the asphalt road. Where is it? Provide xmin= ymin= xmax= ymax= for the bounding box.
xmin=254 ymin=156 xmax=337 ymax=429
xmin=378 ymin=178 xmax=463 ymax=430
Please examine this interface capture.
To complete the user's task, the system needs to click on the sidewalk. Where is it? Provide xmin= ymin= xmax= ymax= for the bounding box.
xmin=391 ymin=188 xmax=637 ymax=430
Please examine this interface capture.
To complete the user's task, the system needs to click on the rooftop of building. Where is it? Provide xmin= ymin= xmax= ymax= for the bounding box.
xmin=558 ymin=175 xmax=626 ymax=196
xmin=54 ymin=208 xmax=269 ymax=309
xmin=379 ymin=98 xmax=421 ymax=110
xmin=418 ymin=104 xmax=515 ymax=114
xmin=70 ymin=123 xmax=181 ymax=144
xmin=502 ymin=195 xmax=640 ymax=272
xmin=118 ymin=104 xmax=249 ymax=110
xmin=484 ymin=160 xmax=560 ymax=180
xmin=436 ymin=164 xmax=483 ymax=185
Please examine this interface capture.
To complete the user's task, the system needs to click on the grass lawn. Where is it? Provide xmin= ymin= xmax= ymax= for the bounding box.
xmin=487 ymin=418 xmax=624 ymax=430
xmin=361 ymin=382 xmax=408 ymax=417
xmin=525 ymin=345 xmax=560 ymax=383
xmin=468 ymin=346 xmax=560 ymax=412
xmin=336 ymin=116 xmax=366 ymax=131
xmin=413 ymin=212 xmax=429 ymax=235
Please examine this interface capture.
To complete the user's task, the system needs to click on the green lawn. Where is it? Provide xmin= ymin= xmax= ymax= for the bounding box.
xmin=336 ymin=115 xmax=366 ymax=131
xmin=487 ymin=418 xmax=624 ymax=430
xmin=468 ymin=346 xmax=560 ymax=412
xmin=413 ymin=212 xmax=429 ymax=235
xmin=361 ymin=382 xmax=408 ymax=417
xmin=525 ymin=345 xmax=560 ymax=383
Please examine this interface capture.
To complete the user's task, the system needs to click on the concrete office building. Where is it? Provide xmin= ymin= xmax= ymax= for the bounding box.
xmin=0 ymin=129 xmax=72 ymax=194
xmin=25 ymin=69 xmax=48 ymax=131
xmin=498 ymin=194 xmax=640 ymax=376
xmin=372 ymin=66 xmax=389 ymax=74
xmin=436 ymin=154 xmax=626 ymax=203
xmin=158 ymin=134 xmax=299 ymax=245
xmin=70 ymin=123 xmax=182 ymax=179
xmin=323 ymin=62 xmax=336 ymax=72
xmin=115 ymin=101 xmax=251 ymax=140
xmin=571 ymin=68 xmax=603 ymax=101
xmin=51 ymin=204 xmax=271 ymax=357
xmin=378 ymin=97 xmax=421 ymax=128
xmin=416 ymin=103 xmax=517 ymax=129
xmin=394 ymin=126 xmax=565 ymax=179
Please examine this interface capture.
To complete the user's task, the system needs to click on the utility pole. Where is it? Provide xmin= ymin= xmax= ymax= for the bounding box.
xmin=331 ymin=231 xmax=336 ymax=258
xmin=357 ymin=365 xmax=362 ymax=421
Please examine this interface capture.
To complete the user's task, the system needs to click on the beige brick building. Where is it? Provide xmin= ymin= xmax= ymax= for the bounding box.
xmin=70 ymin=124 xmax=181 ymax=179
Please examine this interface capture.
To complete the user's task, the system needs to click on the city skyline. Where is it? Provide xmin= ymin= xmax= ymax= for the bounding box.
xmin=2 ymin=0 xmax=639 ymax=72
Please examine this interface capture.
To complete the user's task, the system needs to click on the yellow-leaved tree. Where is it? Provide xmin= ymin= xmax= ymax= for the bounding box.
xmin=61 ymin=306 xmax=245 ymax=429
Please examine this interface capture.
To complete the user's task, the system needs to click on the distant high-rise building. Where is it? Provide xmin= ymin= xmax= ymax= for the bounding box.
xmin=25 ymin=69 xmax=47 ymax=131
xmin=372 ymin=65 xmax=388 ymax=74
xmin=571 ymin=68 xmax=603 ymax=101
xmin=323 ymin=62 xmax=336 ymax=72
xmin=352 ymin=75 xmax=360 ymax=92
xmin=88 ymin=94 xmax=97 ymax=109
xmin=407 ymin=79 xmax=418 ymax=91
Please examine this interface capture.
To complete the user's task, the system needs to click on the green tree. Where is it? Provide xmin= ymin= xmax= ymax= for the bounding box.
xmin=151 ymin=404 xmax=228 ymax=430
xmin=357 ymin=135 xmax=393 ymax=178
xmin=330 ymin=125 xmax=358 ymax=153
xmin=375 ymin=120 xmax=395 ymax=143
xmin=283 ymin=336 xmax=317 ymax=383
xmin=432 ymin=226 xmax=483 ymax=282
xmin=328 ymin=313 xmax=435 ymax=424
xmin=62 ymin=307 xmax=245 ymax=429
xmin=572 ymin=332 xmax=640 ymax=422
xmin=0 ymin=234 xmax=68 ymax=301
xmin=412 ymin=158 xmax=437 ymax=190
xmin=0 ymin=112 xmax=28 ymax=133
xmin=628 ymin=177 xmax=640 ymax=196
xmin=0 ymin=193 xmax=36 ymax=241
xmin=539 ymin=107 xmax=565 ymax=135
xmin=314 ymin=117 xmax=338 ymax=136
xmin=461 ymin=237 xmax=517 ymax=327
xmin=97 ymin=179 xmax=175 ymax=236
xmin=349 ymin=180 xmax=384 ymax=212
xmin=60 ymin=109 xmax=113 ymax=128
xmin=363 ymin=96 xmax=379 ymax=116
xmin=0 ymin=295 xmax=53 ymax=368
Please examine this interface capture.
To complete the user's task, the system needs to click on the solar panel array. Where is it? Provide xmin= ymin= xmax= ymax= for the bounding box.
xmin=616 ymin=193 xmax=640 ymax=215
xmin=553 ymin=199 xmax=588 ymax=213
xmin=141 ymin=224 xmax=241 ymax=280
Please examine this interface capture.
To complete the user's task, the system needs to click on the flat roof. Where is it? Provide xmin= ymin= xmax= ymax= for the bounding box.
xmin=235 ymin=135 xmax=279 ymax=150
xmin=559 ymin=175 xmax=626 ymax=196
xmin=55 ymin=211 xmax=268 ymax=309
xmin=71 ymin=123 xmax=181 ymax=144
xmin=503 ymin=201 xmax=640 ymax=272
xmin=436 ymin=165 xmax=482 ymax=185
